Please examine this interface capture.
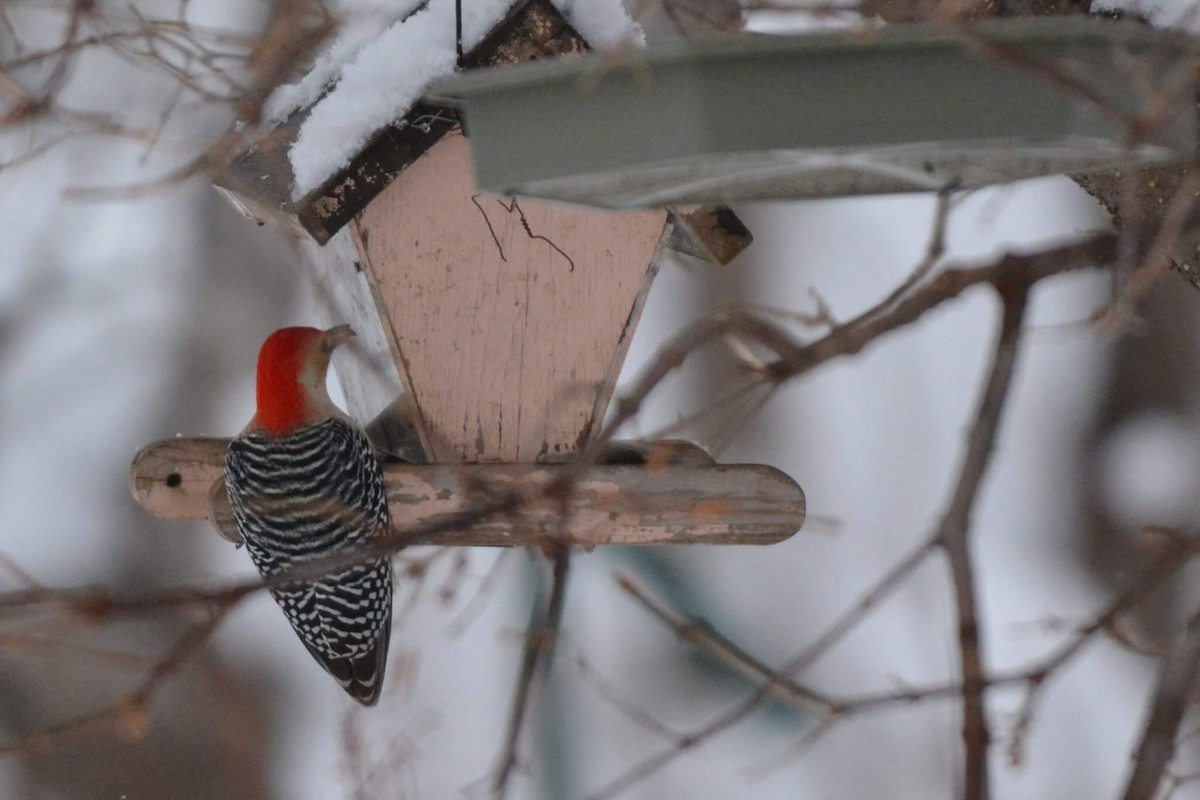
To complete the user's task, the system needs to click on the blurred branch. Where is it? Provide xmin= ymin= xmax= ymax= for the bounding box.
xmin=616 ymin=572 xmax=834 ymax=714
xmin=592 ymin=230 xmax=1117 ymax=461
xmin=936 ymin=281 xmax=1030 ymax=800
xmin=493 ymin=545 xmax=572 ymax=799
xmin=4 ymin=6 xmax=1198 ymax=789
xmin=582 ymin=530 xmax=941 ymax=799
xmin=586 ymin=525 xmax=1200 ymax=799
xmin=0 ymin=490 xmax=523 ymax=618
xmin=570 ymin=649 xmax=685 ymax=741
xmin=1120 ymin=606 xmax=1200 ymax=800
xmin=0 ymin=607 xmax=228 ymax=757
xmin=838 ymin=190 xmax=953 ymax=332
xmin=0 ymin=0 xmax=331 ymax=189
xmin=577 ymin=224 xmax=1200 ymax=798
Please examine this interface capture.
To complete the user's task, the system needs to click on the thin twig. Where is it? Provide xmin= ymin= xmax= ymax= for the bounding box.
xmin=493 ymin=546 xmax=572 ymax=798
xmin=838 ymin=190 xmax=954 ymax=331
xmin=581 ymin=249 xmax=1106 ymax=799
xmin=616 ymin=572 xmax=833 ymax=715
xmin=583 ymin=529 xmax=942 ymax=799
xmin=0 ymin=492 xmax=523 ymax=617
xmin=0 ymin=607 xmax=227 ymax=756
xmin=591 ymin=232 xmax=1117 ymax=464
xmin=936 ymin=281 xmax=1030 ymax=800
xmin=0 ymin=552 xmax=41 ymax=589
xmin=585 ymin=525 xmax=1200 ymax=799
xmin=571 ymin=649 xmax=683 ymax=741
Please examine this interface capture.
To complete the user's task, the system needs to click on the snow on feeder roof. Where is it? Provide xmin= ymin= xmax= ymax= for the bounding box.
xmin=429 ymin=17 xmax=1199 ymax=209
xmin=215 ymin=0 xmax=644 ymax=243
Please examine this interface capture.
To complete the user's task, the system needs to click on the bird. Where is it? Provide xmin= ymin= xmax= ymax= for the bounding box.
xmin=223 ymin=324 xmax=393 ymax=705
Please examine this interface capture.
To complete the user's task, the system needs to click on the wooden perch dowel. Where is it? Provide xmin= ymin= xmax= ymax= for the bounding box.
xmin=131 ymin=438 xmax=806 ymax=547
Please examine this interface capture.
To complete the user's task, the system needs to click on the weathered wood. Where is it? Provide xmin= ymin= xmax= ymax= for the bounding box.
xmin=297 ymin=104 xmax=462 ymax=241
xmin=132 ymin=437 xmax=229 ymax=526
xmin=355 ymin=133 xmax=669 ymax=463
xmin=130 ymin=438 xmax=806 ymax=546
xmin=293 ymin=225 xmax=408 ymax=427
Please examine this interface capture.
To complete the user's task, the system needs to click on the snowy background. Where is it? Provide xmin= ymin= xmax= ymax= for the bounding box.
xmin=1 ymin=1 xmax=1199 ymax=799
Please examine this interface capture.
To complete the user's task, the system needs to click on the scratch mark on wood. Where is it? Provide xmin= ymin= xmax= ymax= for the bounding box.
xmin=471 ymin=193 xmax=507 ymax=262
xmin=497 ymin=198 xmax=577 ymax=273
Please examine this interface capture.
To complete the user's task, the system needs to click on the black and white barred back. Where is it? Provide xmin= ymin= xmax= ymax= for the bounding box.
xmin=225 ymin=417 xmax=393 ymax=705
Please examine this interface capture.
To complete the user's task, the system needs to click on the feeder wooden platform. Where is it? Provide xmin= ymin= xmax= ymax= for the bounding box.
xmin=131 ymin=437 xmax=806 ymax=547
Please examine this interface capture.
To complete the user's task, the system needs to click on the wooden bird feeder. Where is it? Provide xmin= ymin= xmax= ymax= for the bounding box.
xmin=430 ymin=18 xmax=1198 ymax=208
xmin=129 ymin=0 xmax=806 ymax=549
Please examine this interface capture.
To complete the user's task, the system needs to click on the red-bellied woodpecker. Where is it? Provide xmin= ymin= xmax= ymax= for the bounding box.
xmin=224 ymin=325 xmax=392 ymax=705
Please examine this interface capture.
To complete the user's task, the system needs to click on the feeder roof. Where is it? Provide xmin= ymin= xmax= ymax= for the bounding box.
xmin=271 ymin=0 xmax=644 ymax=199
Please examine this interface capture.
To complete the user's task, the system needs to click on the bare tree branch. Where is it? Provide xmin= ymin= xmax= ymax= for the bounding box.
xmin=492 ymin=545 xmax=572 ymax=799
xmin=0 ymin=607 xmax=228 ymax=757
xmin=616 ymin=572 xmax=834 ymax=715
xmin=1120 ymin=606 xmax=1200 ymax=800
xmin=936 ymin=280 xmax=1030 ymax=800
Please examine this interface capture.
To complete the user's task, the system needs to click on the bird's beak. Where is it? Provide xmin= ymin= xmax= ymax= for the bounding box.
xmin=321 ymin=324 xmax=356 ymax=353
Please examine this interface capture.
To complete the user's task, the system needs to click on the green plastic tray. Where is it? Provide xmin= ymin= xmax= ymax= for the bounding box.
xmin=429 ymin=19 xmax=1198 ymax=208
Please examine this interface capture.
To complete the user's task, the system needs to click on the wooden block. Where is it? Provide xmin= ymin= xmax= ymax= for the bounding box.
xmin=667 ymin=206 xmax=753 ymax=265
xmin=130 ymin=438 xmax=805 ymax=546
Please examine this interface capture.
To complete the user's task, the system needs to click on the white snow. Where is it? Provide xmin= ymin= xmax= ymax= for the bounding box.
xmin=1091 ymin=0 xmax=1200 ymax=32
xmin=554 ymin=0 xmax=647 ymax=47
xmin=263 ymin=0 xmax=428 ymax=125
xmin=1098 ymin=410 xmax=1200 ymax=529
xmin=281 ymin=0 xmax=644 ymax=198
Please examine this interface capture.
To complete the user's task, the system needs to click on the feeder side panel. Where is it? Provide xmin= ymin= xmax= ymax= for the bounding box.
xmin=356 ymin=135 xmax=668 ymax=464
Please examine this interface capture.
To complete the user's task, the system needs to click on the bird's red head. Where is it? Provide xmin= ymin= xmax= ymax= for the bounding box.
xmin=253 ymin=325 xmax=355 ymax=435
